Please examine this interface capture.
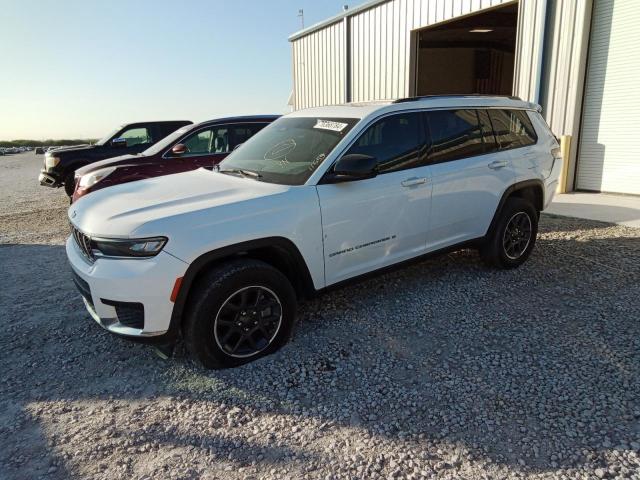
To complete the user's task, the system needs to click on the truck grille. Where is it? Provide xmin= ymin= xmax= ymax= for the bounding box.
xmin=71 ymin=224 xmax=95 ymax=262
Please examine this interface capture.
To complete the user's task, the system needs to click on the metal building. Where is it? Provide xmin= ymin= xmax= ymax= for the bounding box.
xmin=289 ymin=0 xmax=639 ymax=195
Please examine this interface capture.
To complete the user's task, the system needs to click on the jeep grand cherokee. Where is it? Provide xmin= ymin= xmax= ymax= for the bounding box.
xmin=66 ymin=96 xmax=561 ymax=368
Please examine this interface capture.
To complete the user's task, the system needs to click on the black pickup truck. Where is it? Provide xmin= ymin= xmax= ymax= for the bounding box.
xmin=39 ymin=120 xmax=191 ymax=196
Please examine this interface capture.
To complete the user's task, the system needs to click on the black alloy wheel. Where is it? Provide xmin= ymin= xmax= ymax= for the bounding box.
xmin=214 ymin=286 xmax=283 ymax=358
xmin=480 ymin=197 xmax=538 ymax=269
xmin=184 ymin=259 xmax=297 ymax=369
xmin=502 ymin=211 xmax=532 ymax=260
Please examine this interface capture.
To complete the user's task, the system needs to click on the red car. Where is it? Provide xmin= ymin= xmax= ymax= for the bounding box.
xmin=72 ymin=115 xmax=279 ymax=202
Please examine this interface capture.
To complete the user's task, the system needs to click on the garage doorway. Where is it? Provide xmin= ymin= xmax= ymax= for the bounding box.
xmin=415 ymin=3 xmax=518 ymax=96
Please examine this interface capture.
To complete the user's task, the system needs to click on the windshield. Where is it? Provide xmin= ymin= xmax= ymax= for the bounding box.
xmin=94 ymin=127 xmax=122 ymax=146
xmin=218 ymin=116 xmax=359 ymax=185
xmin=141 ymin=125 xmax=195 ymax=156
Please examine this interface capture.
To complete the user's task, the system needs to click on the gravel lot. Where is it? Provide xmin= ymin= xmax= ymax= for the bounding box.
xmin=1 ymin=152 xmax=639 ymax=480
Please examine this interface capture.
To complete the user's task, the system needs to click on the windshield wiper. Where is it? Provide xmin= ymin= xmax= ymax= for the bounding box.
xmin=219 ymin=168 xmax=262 ymax=179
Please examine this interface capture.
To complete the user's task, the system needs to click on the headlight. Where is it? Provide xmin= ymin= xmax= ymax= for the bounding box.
xmin=45 ymin=155 xmax=61 ymax=169
xmin=79 ymin=167 xmax=116 ymax=188
xmin=91 ymin=236 xmax=168 ymax=258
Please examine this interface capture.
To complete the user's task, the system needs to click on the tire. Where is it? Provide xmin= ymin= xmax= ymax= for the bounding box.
xmin=183 ymin=259 xmax=297 ymax=369
xmin=63 ymin=173 xmax=76 ymax=198
xmin=480 ymin=197 xmax=538 ymax=269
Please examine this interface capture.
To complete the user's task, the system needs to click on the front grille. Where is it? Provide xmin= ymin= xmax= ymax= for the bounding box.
xmin=71 ymin=224 xmax=95 ymax=262
xmin=102 ymin=299 xmax=145 ymax=329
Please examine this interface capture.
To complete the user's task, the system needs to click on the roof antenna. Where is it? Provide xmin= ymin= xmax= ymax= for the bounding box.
xmin=298 ymin=9 xmax=304 ymax=29
xmin=343 ymin=5 xmax=349 ymax=11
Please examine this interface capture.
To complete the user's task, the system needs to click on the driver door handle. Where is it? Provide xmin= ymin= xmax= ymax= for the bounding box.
xmin=488 ymin=160 xmax=508 ymax=169
xmin=401 ymin=177 xmax=428 ymax=187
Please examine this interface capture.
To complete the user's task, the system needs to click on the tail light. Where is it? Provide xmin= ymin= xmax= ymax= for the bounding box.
xmin=546 ymin=146 xmax=563 ymax=179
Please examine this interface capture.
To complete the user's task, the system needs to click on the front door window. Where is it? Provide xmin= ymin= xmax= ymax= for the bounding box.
xmin=178 ymin=127 xmax=230 ymax=156
xmin=345 ymin=112 xmax=425 ymax=173
xmin=119 ymin=127 xmax=153 ymax=147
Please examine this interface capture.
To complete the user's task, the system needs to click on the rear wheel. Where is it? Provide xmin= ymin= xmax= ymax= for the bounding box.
xmin=184 ymin=259 xmax=297 ymax=369
xmin=481 ymin=197 xmax=538 ymax=269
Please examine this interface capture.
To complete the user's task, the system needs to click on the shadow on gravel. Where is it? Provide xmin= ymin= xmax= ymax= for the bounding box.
xmin=540 ymin=212 xmax=629 ymax=234
xmin=1 ymin=224 xmax=639 ymax=478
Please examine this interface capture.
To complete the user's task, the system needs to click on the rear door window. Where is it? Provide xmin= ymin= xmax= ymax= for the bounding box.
xmin=211 ymin=128 xmax=230 ymax=153
xmin=424 ymin=109 xmax=485 ymax=163
xmin=488 ymin=109 xmax=537 ymax=150
xmin=229 ymin=124 xmax=268 ymax=151
xmin=346 ymin=112 xmax=425 ymax=173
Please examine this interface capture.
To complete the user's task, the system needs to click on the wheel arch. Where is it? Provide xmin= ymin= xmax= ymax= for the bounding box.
xmin=486 ymin=180 xmax=545 ymax=237
xmin=167 ymin=237 xmax=316 ymax=339
xmin=59 ymin=157 xmax=91 ymax=180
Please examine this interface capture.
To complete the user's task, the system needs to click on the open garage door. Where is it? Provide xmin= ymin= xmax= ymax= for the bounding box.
xmin=415 ymin=4 xmax=518 ymax=96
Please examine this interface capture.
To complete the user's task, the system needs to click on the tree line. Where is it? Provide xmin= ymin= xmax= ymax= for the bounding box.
xmin=0 ymin=139 xmax=97 ymax=148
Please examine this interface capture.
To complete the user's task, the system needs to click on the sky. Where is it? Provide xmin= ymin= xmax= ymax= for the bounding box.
xmin=0 ymin=0 xmax=364 ymax=140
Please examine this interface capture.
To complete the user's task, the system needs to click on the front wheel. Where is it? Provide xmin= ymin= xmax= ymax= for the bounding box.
xmin=184 ymin=259 xmax=297 ymax=369
xmin=480 ymin=197 xmax=538 ymax=269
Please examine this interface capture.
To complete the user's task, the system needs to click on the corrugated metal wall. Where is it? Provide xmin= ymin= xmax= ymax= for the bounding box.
xmin=291 ymin=0 xmax=514 ymax=109
xmin=289 ymin=0 xmax=591 ymax=133
xmin=291 ymin=21 xmax=346 ymax=109
xmin=537 ymin=0 xmax=592 ymax=191
xmin=350 ymin=0 xmax=513 ymax=102
xmin=538 ymin=0 xmax=592 ymax=136
xmin=512 ymin=0 xmax=545 ymax=102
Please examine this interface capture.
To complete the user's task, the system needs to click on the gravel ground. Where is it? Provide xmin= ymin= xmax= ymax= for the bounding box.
xmin=1 ymin=152 xmax=639 ymax=480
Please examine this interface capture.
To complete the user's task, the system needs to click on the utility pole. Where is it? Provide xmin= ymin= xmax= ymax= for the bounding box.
xmin=298 ymin=9 xmax=304 ymax=29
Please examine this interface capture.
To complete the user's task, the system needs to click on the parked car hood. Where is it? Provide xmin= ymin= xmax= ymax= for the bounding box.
xmin=69 ymin=168 xmax=290 ymax=238
xmin=75 ymin=154 xmax=139 ymax=176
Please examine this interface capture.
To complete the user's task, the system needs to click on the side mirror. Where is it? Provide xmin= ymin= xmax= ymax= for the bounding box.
xmin=111 ymin=137 xmax=127 ymax=148
xmin=171 ymin=143 xmax=187 ymax=156
xmin=326 ymin=154 xmax=378 ymax=183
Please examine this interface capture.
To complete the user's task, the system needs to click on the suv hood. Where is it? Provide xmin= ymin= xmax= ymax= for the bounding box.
xmin=75 ymin=154 xmax=138 ymax=176
xmin=48 ymin=144 xmax=94 ymax=156
xmin=69 ymin=168 xmax=290 ymax=237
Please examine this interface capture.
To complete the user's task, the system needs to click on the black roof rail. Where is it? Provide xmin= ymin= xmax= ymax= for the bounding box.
xmin=392 ymin=94 xmax=523 ymax=104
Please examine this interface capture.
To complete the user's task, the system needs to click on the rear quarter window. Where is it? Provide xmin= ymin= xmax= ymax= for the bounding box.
xmin=488 ymin=109 xmax=537 ymax=150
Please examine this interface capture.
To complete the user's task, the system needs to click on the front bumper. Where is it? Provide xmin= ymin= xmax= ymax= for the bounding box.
xmin=66 ymin=235 xmax=188 ymax=341
xmin=39 ymin=170 xmax=61 ymax=188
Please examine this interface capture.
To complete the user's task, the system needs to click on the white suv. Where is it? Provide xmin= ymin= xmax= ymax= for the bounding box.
xmin=67 ymin=96 xmax=562 ymax=368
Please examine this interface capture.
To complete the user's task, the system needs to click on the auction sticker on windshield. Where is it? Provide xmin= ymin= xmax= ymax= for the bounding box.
xmin=313 ymin=119 xmax=349 ymax=132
